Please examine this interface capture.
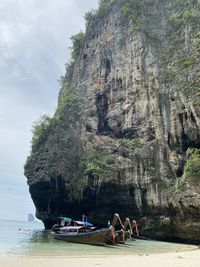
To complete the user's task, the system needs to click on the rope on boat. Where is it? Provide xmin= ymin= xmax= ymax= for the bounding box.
xmin=99 ymin=228 xmax=116 ymax=245
xmin=111 ymin=227 xmax=115 ymax=245
xmin=117 ymin=214 xmax=125 ymax=230
xmin=127 ymin=219 xmax=133 ymax=240
xmin=132 ymin=220 xmax=139 ymax=237
xmin=131 ymin=233 xmax=153 ymax=241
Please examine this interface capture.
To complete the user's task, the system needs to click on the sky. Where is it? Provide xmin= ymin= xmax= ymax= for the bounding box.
xmin=0 ymin=0 xmax=98 ymax=221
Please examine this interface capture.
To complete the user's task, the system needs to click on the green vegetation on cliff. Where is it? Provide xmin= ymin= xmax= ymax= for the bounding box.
xmin=31 ymin=83 xmax=78 ymax=149
xmin=70 ymin=32 xmax=85 ymax=62
xmin=31 ymin=115 xmax=54 ymax=149
xmin=170 ymin=0 xmax=200 ymax=101
xmin=85 ymin=0 xmax=156 ymax=30
xmin=184 ymin=149 xmax=200 ymax=183
xmin=85 ymin=0 xmax=116 ymax=27
xmin=83 ymin=149 xmax=111 ymax=175
xmin=171 ymin=0 xmax=199 ymax=27
xmin=121 ymin=0 xmax=143 ymax=24
xmin=120 ymin=138 xmax=143 ymax=148
xmin=175 ymin=149 xmax=200 ymax=191
xmin=57 ymin=85 xmax=77 ymax=115
xmin=190 ymin=70 xmax=200 ymax=99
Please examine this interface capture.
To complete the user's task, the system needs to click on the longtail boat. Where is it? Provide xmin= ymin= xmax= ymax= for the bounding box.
xmin=52 ymin=227 xmax=111 ymax=245
xmin=51 ymin=216 xmax=112 ymax=246
xmin=51 ymin=214 xmax=139 ymax=246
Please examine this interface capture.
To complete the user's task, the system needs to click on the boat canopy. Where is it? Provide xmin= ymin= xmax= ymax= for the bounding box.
xmin=59 ymin=217 xmax=72 ymax=221
xmin=59 ymin=217 xmax=93 ymax=227
xmin=74 ymin=220 xmax=94 ymax=227
xmin=84 ymin=221 xmax=93 ymax=227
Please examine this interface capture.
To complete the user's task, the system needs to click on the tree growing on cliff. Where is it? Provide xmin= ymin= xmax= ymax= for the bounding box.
xmin=184 ymin=149 xmax=200 ymax=183
xmin=70 ymin=32 xmax=85 ymax=61
xmin=56 ymin=85 xmax=77 ymax=116
xmin=84 ymin=149 xmax=111 ymax=175
xmin=85 ymin=0 xmax=116 ymax=27
xmin=31 ymin=114 xmax=52 ymax=148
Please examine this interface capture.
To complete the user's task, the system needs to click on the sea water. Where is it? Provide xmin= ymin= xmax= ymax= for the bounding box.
xmin=0 ymin=220 xmax=197 ymax=258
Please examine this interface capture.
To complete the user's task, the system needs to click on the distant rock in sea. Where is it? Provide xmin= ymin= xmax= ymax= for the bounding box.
xmin=28 ymin=213 xmax=35 ymax=222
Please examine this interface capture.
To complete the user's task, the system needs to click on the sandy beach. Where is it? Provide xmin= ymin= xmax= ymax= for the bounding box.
xmin=1 ymin=248 xmax=199 ymax=267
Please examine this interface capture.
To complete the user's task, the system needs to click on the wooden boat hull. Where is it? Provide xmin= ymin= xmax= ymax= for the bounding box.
xmin=106 ymin=230 xmax=130 ymax=245
xmin=51 ymin=228 xmax=111 ymax=246
xmin=116 ymin=230 xmax=130 ymax=244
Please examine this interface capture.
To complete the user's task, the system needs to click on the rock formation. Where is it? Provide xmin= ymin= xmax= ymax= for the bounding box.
xmin=24 ymin=0 xmax=200 ymax=243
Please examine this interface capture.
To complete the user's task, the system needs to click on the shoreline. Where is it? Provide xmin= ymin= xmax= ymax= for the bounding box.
xmin=1 ymin=247 xmax=199 ymax=267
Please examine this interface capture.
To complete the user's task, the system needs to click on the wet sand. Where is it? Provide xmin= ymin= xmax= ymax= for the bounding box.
xmin=0 ymin=248 xmax=199 ymax=267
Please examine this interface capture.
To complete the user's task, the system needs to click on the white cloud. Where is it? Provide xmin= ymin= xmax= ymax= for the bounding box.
xmin=0 ymin=0 xmax=99 ymax=220
xmin=0 ymin=112 xmax=5 ymax=122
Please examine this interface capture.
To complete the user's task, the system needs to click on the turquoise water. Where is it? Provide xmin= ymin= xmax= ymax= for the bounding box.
xmin=0 ymin=220 xmax=197 ymax=258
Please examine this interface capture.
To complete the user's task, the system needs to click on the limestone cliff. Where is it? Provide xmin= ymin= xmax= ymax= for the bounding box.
xmin=24 ymin=0 xmax=200 ymax=243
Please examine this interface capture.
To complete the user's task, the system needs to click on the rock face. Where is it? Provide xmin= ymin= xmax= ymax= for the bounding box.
xmin=24 ymin=0 xmax=200 ymax=243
